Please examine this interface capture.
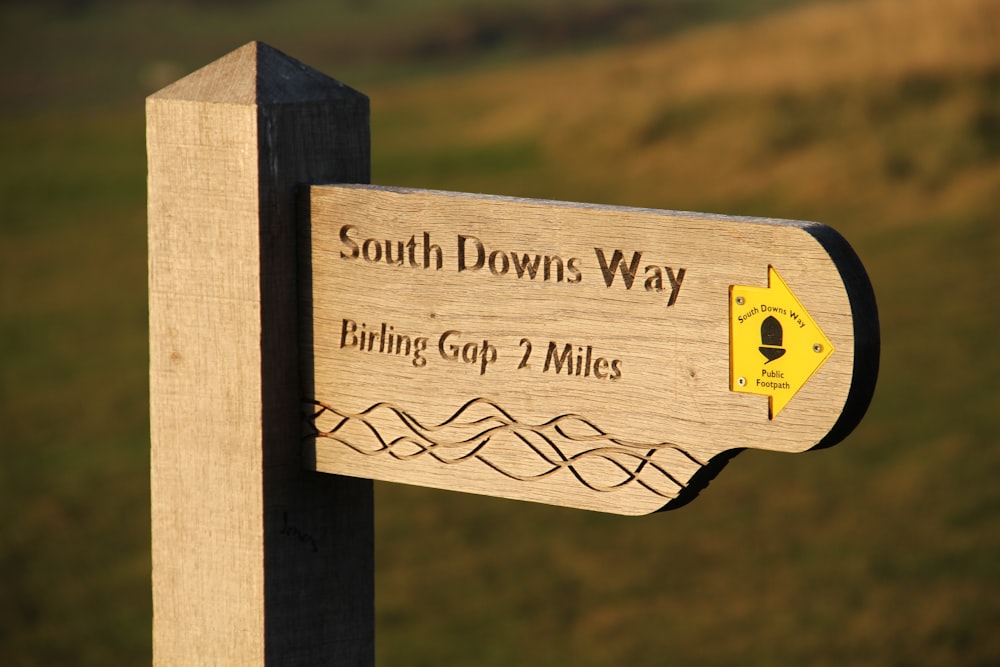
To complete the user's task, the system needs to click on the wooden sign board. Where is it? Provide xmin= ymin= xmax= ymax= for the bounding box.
xmin=303 ymin=184 xmax=878 ymax=515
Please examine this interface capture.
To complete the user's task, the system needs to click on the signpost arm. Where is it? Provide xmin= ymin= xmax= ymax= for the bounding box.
xmin=147 ymin=42 xmax=373 ymax=664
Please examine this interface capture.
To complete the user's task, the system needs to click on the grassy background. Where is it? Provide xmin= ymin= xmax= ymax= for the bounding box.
xmin=2 ymin=0 xmax=998 ymax=664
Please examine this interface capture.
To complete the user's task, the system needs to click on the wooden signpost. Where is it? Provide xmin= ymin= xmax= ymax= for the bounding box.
xmin=148 ymin=42 xmax=878 ymax=664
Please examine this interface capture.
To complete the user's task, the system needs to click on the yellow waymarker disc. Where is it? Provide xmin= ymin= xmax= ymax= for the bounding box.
xmin=730 ymin=267 xmax=834 ymax=418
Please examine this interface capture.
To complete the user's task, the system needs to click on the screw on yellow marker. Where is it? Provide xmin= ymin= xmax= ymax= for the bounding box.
xmin=730 ymin=266 xmax=834 ymax=419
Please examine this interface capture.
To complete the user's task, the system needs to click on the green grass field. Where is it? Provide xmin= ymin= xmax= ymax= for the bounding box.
xmin=2 ymin=0 xmax=999 ymax=664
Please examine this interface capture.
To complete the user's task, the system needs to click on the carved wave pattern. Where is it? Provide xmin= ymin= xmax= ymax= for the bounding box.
xmin=308 ymin=398 xmax=706 ymax=500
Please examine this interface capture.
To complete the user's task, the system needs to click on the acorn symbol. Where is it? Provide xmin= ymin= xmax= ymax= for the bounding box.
xmin=759 ymin=315 xmax=786 ymax=363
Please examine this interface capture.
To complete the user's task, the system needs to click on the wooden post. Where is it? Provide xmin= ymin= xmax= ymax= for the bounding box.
xmin=147 ymin=42 xmax=373 ymax=664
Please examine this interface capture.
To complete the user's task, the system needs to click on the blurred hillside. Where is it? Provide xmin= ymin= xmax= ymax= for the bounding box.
xmin=0 ymin=0 xmax=817 ymax=114
xmin=2 ymin=0 xmax=999 ymax=664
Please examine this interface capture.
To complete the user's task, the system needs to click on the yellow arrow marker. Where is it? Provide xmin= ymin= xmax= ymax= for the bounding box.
xmin=730 ymin=267 xmax=834 ymax=419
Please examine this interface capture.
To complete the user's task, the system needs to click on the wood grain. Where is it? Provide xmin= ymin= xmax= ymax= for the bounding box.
xmin=148 ymin=42 xmax=373 ymax=664
xmin=304 ymin=185 xmax=878 ymax=515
